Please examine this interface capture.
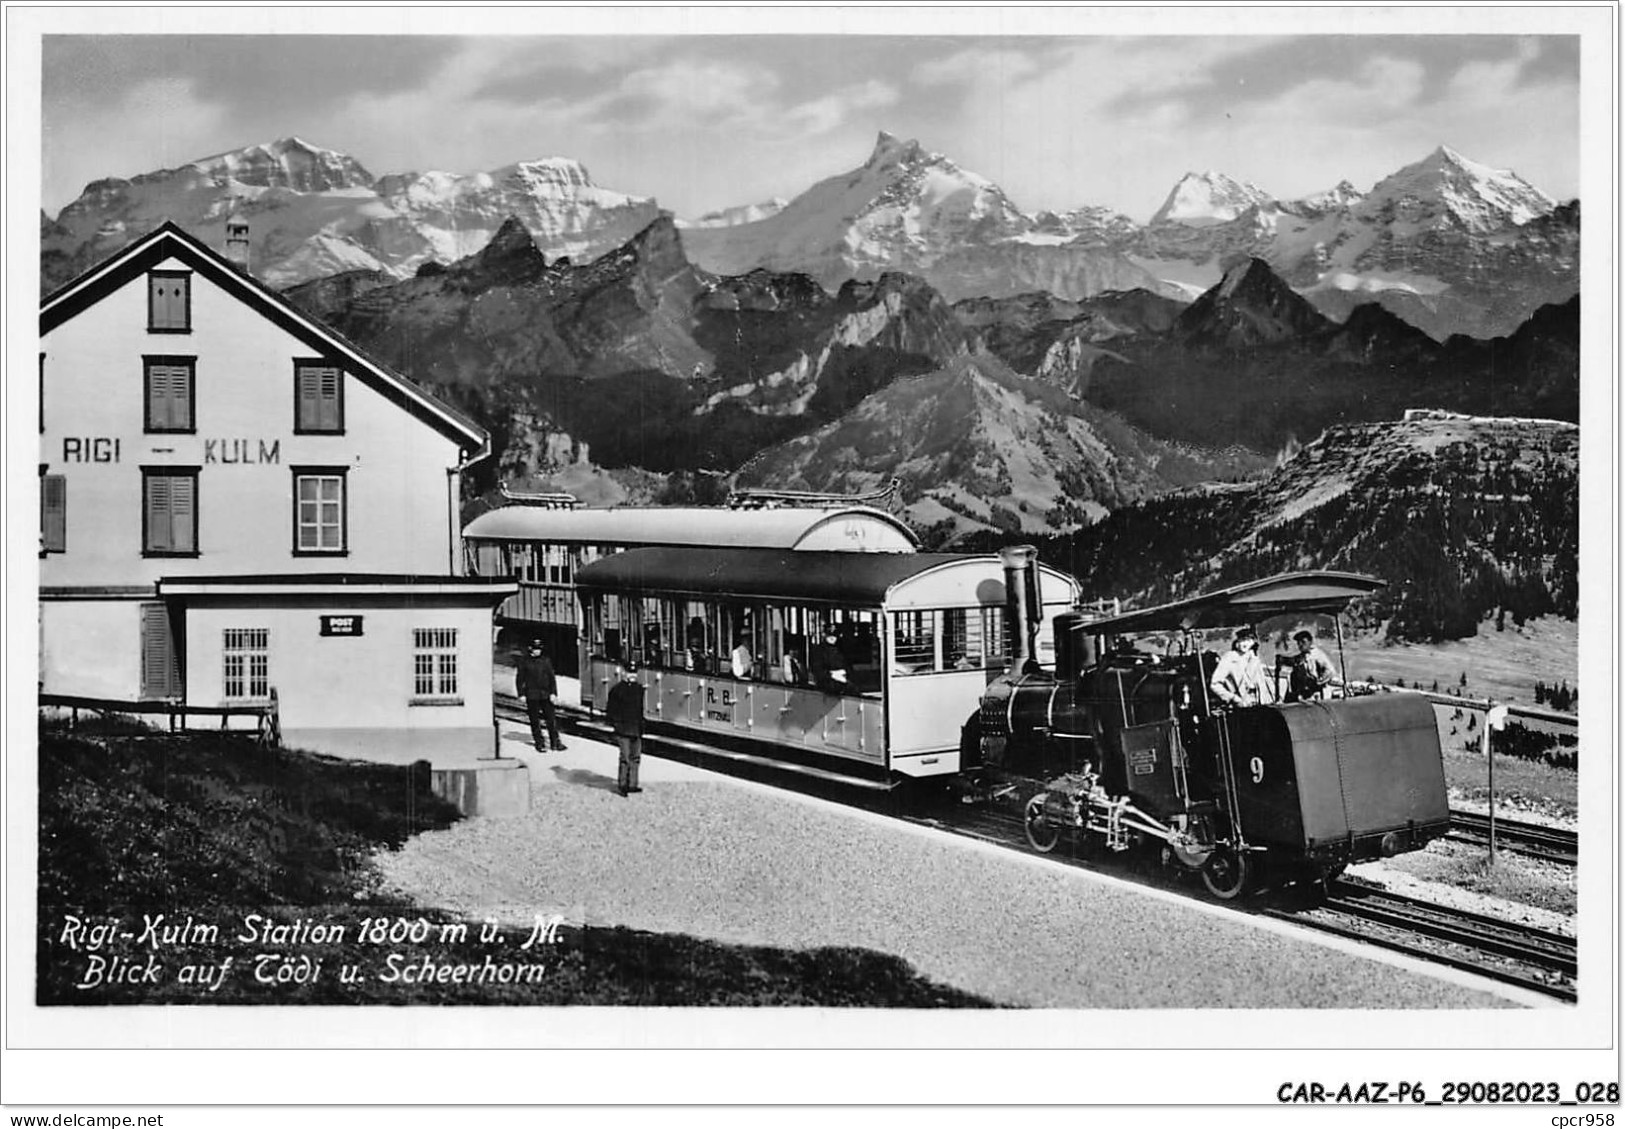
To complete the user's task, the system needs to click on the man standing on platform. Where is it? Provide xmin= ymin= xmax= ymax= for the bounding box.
xmin=607 ymin=659 xmax=646 ymax=796
xmin=516 ymin=639 xmax=565 ymax=752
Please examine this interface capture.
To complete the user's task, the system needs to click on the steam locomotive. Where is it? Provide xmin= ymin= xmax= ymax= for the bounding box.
xmin=965 ymin=548 xmax=1451 ymax=899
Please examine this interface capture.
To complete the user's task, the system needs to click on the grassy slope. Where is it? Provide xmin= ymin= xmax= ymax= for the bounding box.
xmin=36 ymin=720 xmax=991 ymax=1007
xmin=1253 ymin=618 xmax=1581 ymax=822
xmin=1332 ymin=617 xmax=1578 ymax=707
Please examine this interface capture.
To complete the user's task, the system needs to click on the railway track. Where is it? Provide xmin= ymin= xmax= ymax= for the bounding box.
xmin=1263 ymin=883 xmax=1577 ymax=1003
xmin=1447 ymin=810 xmax=1577 ymax=866
xmin=499 ymin=693 xmax=1577 ymax=1001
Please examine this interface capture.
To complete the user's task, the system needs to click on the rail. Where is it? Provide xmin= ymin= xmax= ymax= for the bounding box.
xmin=40 ymin=691 xmax=281 ymax=747
xmin=727 ymin=477 xmax=901 ymax=511
xmin=1343 ymin=681 xmax=1577 ymax=726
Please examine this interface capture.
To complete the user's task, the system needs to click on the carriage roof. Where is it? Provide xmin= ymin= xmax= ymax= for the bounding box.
xmin=462 ymin=504 xmax=918 ymax=551
xmin=1076 ymin=571 xmax=1385 ymax=635
xmin=575 ymin=547 xmax=1074 ymax=609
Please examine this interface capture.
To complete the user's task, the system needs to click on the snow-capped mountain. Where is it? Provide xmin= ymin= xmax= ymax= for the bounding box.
xmin=682 ymin=132 xmax=1181 ymax=303
xmin=682 ymin=198 xmax=788 ymax=228
xmin=1358 ymin=145 xmax=1555 ymax=232
xmin=371 ymin=158 xmax=666 ymax=267
xmin=1291 ymin=180 xmax=1365 ymax=215
xmin=1148 ymin=171 xmax=1274 ymax=227
xmin=42 ymin=137 xmax=666 ymax=292
xmin=43 ymin=133 xmax=1576 ymax=339
xmin=186 ymin=136 xmax=376 ymax=193
xmin=1125 ymin=146 xmax=1575 ymax=338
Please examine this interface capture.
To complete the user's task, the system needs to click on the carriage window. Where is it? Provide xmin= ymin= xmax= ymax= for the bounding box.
xmin=945 ymin=607 xmax=995 ymax=669
xmin=653 ymin=599 xmax=680 ymax=668
xmin=683 ymin=607 xmax=711 ymax=672
xmin=544 ymin=544 xmax=569 ymax=584
xmin=893 ymin=610 xmax=937 ymax=673
xmin=583 ymin=597 xmax=605 ymax=654
xmin=778 ymin=606 xmax=812 ymax=684
xmin=984 ymin=606 xmax=1009 ymax=664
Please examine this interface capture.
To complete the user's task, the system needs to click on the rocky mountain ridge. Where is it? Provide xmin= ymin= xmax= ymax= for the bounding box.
xmin=281 ymin=210 xmax=1575 ymax=545
xmin=1025 ymin=413 xmax=1579 ymax=642
xmin=970 ymin=256 xmax=1579 ymax=452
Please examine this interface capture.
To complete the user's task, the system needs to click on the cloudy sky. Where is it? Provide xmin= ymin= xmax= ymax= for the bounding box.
xmin=37 ymin=13 xmax=1583 ymax=222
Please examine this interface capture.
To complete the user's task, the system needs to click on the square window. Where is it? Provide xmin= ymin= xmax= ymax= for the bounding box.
xmin=143 ymin=468 xmax=198 ymax=556
xmin=223 ymin=628 xmax=270 ymax=701
xmin=144 ymin=356 xmax=196 ymax=433
xmin=412 ymin=627 xmax=460 ymax=702
xmin=294 ymin=361 xmax=344 ymax=433
xmin=148 ymin=271 xmax=191 ymax=332
xmin=293 ymin=469 xmax=346 ymax=555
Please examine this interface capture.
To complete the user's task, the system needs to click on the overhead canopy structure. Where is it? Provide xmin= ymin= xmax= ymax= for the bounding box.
xmin=1075 ymin=571 xmax=1385 ymax=636
xmin=576 ymin=548 xmax=979 ymax=606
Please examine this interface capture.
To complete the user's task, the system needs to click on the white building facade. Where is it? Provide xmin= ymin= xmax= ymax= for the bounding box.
xmin=39 ymin=222 xmax=514 ymax=764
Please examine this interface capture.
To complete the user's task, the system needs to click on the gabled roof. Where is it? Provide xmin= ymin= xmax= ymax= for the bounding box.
xmin=40 ymin=220 xmax=487 ymax=455
xmin=1076 ymin=571 xmax=1386 ymax=635
xmin=463 ymin=505 xmax=919 ymax=551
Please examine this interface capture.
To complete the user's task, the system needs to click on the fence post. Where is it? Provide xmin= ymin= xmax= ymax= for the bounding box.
xmin=1484 ymin=704 xmax=1509 ymax=862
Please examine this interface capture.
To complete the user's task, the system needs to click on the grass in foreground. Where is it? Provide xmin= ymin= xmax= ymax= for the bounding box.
xmin=36 ymin=720 xmax=991 ymax=1007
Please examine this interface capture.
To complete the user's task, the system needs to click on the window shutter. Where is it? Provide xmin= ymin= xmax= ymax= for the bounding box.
xmin=319 ymin=368 xmax=340 ymax=431
xmin=167 ymin=366 xmax=191 ymax=429
xmin=298 ymin=366 xmax=341 ymax=431
xmin=41 ymin=475 xmax=66 ymax=552
xmin=145 ymin=474 xmax=194 ymax=553
xmin=148 ymin=364 xmax=191 ymax=430
xmin=149 ymin=275 xmax=188 ymax=329
xmin=146 ymin=475 xmax=172 ymax=551
xmin=140 ymin=603 xmax=180 ymax=700
xmin=298 ymin=368 xmax=320 ymax=429
xmin=148 ymin=367 xmax=168 ymax=430
xmin=170 ymin=475 xmax=195 ymax=553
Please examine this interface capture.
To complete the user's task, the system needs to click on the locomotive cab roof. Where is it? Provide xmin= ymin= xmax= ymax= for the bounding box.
xmin=1074 ymin=571 xmax=1384 ymax=637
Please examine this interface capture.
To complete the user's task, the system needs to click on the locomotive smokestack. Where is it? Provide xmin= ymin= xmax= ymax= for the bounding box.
xmin=1000 ymin=545 xmax=1042 ymax=674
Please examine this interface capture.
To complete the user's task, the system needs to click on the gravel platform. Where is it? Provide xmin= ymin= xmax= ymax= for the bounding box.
xmin=375 ymin=721 xmax=1519 ymax=1009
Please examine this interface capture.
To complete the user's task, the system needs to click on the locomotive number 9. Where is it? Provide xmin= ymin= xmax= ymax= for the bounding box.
xmin=1250 ymin=756 xmax=1265 ymax=784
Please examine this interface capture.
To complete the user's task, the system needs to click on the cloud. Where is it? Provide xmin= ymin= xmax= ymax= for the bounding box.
xmin=784 ymin=80 xmax=899 ymax=136
xmin=912 ymin=45 xmax=1048 ymax=88
xmin=44 ymin=76 xmax=230 ymax=205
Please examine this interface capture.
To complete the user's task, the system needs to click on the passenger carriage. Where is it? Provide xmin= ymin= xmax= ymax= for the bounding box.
xmin=573 ymin=547 xmax=1080 ymax=787
xmin=464 ymin=504 xmax=917 ymax=674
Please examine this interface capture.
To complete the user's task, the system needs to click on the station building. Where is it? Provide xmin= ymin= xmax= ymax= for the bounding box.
xmin=39 ymin=221 xmax=515 ymax=765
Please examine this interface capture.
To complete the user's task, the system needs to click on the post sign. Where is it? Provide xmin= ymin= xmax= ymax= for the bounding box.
xmin=320 ymin=615 xmax=364 ymax=637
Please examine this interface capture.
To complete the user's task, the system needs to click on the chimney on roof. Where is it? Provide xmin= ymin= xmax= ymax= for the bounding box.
xmin=225 ymin=212 xmax=251 ymax=275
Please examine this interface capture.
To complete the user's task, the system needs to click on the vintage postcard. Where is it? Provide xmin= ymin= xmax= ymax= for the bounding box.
xmin=4 ymin=2 xmax=1617 ymax=1116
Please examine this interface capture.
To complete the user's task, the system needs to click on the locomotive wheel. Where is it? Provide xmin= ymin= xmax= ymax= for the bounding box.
xmin=1200 ymin=849 xmax=1254 ymax=901
xmin=1024 ymin=794 xmax=1061 ymax=854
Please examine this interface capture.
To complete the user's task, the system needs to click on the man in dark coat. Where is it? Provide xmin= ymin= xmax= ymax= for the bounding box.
xmin=606 ymin=660 xmax=646 ymax=796
xmin=515 ymin=639 xmax=565 ymax=751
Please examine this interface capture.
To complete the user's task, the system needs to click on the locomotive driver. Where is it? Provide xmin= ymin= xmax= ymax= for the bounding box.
xmin=1283 ymin=630 xmax=1342 ymax=701
xmin=1211 ymin=626 xmax=1271 ymax=708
